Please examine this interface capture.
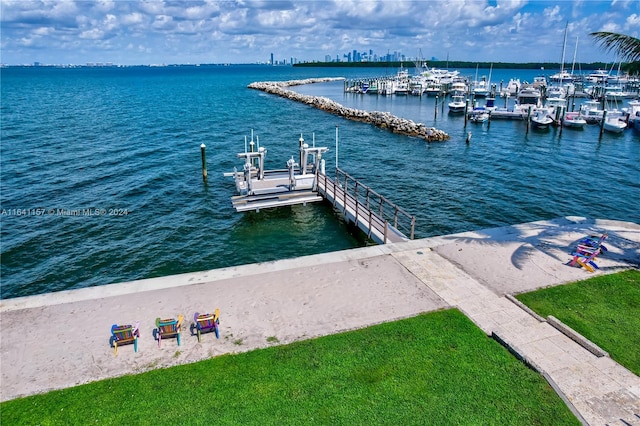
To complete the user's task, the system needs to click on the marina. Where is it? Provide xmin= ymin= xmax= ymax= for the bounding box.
xmin=343 ymin=67 xmax=640 ymax=131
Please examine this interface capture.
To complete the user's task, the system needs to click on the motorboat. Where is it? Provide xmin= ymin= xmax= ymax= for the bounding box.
xmin=449 ymin=79 xmax=468 ymax=95
xmin=562 ymin=112 xmax=587 ymax=129
xmin=448 ymin=95 xmax=466 ymax=113
xmin=516 ymin=86 xmax=542 ymax=108
xmin=603 ymin=112 xmax=627 ymax=133
xmin=546 ymin=85 xmax=567 ymax=99
xmin=502 ymin=78 xmax=521 ymax=97
xmin=624 ymin=99 xmax=640 ymax=129
xmin=530 ymin=110 xmax=553 ymax=129
xmin=580 ymin=100 xmax=605 ymax=124
xmin=469 ymin=109 xmax=489 ymax=123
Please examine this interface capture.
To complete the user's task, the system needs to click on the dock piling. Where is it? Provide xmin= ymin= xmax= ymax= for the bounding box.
xmin=200 ymin=143 xmax=207 ymax=181
xmin=600 ymin=110 xmax=607 ymax=137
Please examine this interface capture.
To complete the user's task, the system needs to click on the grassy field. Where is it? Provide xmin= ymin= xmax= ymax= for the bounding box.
xmin=1 ymin=309 xmax=578 ymax=425
xmin=516 ymin=269 xmax=640 ymax=376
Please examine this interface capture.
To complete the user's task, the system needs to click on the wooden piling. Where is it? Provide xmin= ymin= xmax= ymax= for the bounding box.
xmin=434 ymin=95 xmax=438 ymax=119
xmin=200 ymin=143 xmax=207 ymax=181
xmin=464 ymin=99 xmax=469 ymax=127
xmin=600 ymin=110 xmax=607 ymax=136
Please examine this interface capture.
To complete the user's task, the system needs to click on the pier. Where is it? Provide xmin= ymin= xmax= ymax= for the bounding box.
xmin=226 ymin=133 xmax=414 ymax=243
xmin=317 ymin=168 xmax=415 ymax=244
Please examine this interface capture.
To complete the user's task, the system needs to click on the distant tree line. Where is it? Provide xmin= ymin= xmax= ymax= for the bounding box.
xmin=293 ymin=61 xmax=631 ymax=71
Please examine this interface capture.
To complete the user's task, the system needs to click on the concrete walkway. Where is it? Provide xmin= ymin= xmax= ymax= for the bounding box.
xmin=2 ymin=216 xmax=639 ymax=425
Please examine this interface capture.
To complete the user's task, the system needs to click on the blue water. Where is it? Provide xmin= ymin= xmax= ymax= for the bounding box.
xmin=1 ymin=65 xmax=639 ymax=299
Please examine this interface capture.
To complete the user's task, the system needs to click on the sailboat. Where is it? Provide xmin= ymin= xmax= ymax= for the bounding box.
xmin=548 ymin=23 xmax=575 ymax=98
xmin=472 ymin=64 xmax=492 ymax=98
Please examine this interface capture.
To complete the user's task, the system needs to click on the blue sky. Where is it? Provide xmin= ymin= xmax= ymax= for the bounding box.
xmin=1 ymin=0 xmax=638 ymax=66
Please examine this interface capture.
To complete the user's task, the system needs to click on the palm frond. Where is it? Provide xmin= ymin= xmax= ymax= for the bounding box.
xmin=590 ymin=32 xmax=640 ymax=63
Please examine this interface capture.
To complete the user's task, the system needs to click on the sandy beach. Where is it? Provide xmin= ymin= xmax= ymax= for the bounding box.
xmin=2 ymin=216 xmax=639 ymax=423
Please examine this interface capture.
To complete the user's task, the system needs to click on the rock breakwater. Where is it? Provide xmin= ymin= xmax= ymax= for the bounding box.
xmin=248 ymin=78 xmax=450 ymax=142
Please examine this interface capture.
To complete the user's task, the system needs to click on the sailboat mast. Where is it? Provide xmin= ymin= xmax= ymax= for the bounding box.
xmin=571 ymin=36 xmax=578 ymax=75
xmin=560 ymin=22 xmax=568 ymax=74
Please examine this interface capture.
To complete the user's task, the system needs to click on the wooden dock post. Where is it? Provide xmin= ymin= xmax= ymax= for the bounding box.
xmin=434 ymin=95 xmax=438 ymax=119
xmin=464 ymin=99 xmax=469 ymax=127
xmin=200 ymin=143 xmax=207 ymax=181
xmin=600 ymin=110 xmax=607 ymax=137
xmin=526 ymin=106 xmax=532 ymax=134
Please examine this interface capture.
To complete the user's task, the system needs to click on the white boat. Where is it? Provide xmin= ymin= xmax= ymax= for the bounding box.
xmin=586 ymin=69 xmax=609 ymax=84
xmin=580 ymin=100 xmax=605 ymax=124
xmin=471 ymin=64 xmax=492 ymax=98
xmin=448 ymin=94 xmax=466 ymax=113
xmin=469 ymin=109 xmax=489 ymax=123
xmin=546 ymin=85 xmax=567 ymax=99
xmin=625 ymin=99 xmax=640 ymax=129
xmin=603 ymin=112 xmax=627 ymax=133
xmin=544 ymin=97 xmax=567 ymax=117
xmin=517 ymin=86 xmax=542 ymax=106
xmin=603 ymin=94 xmax=628 ymax=133
xmin=562 ymin=112 xmax=587 ymax=129
xmin=530 ymin=110 xmax=553 ymax=128
xmin=502 ymin=78 xmax=521 ymax=96
xmin=392 ymin=68 xmax=410 ymax=95
xmin=449 ymin=79 xmax=468 ymax=95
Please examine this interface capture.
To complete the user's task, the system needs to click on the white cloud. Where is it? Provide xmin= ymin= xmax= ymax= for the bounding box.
xmin=0 ymin=0 xmax=630 ymax=64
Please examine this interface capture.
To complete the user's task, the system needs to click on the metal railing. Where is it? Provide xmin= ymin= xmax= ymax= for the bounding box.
xmin=317 ymin=168 xmax=415 ymax=242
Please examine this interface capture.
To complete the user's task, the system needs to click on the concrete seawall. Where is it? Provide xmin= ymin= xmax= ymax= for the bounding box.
xmin=248 ymin=78 xmax=450 ymax=142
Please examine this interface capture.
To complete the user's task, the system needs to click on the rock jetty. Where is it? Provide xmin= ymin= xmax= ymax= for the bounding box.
xmin=248 ymin=78 xmax=450 ymax=142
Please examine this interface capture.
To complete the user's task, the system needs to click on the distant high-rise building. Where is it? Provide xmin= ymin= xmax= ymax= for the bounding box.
xmin=270 ymin=53 xmax=274 ymax=65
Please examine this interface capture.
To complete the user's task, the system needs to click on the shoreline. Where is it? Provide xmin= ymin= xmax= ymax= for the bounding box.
xmin=2 ymin=216 xmax=639 ymax=425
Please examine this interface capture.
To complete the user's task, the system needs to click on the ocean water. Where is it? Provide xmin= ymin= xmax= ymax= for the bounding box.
xmin=1 ymin=65 xmax=638 ymax=299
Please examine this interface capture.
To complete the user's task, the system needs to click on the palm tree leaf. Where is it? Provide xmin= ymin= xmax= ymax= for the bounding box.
xmin=590 ymin=31 xmax=640 ymax=63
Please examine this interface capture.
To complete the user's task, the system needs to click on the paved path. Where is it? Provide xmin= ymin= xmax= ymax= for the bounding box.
xmin=392 ymin=248 xmax=640 ymax=425
xmin=2 ymin=216 xmax=639 ymax=425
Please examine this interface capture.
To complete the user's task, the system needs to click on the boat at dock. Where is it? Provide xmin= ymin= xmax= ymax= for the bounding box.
xmin=562 ymin=112 xmax=587 ymax=129
xmin=448 ymin=94 xmax=466 ymax=113
xmin=530 ymin=110 xmax=553 ymax=129
xmin=468 ymin=108 xmax=490 ymax=123
xmin=603 ymin=112 xmax=627 ymax=133
xmin=580 ymin=100 xmax=605 ymax=123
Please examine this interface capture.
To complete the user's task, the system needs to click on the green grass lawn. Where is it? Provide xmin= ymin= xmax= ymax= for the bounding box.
xmin=1 ymin=309 xmax=578 ymax=426
xmin=516 ymin=269 xmax=640 ymax=375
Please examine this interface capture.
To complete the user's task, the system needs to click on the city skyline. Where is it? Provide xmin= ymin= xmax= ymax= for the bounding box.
xmin=1 ymin=1 xmax=638 ymax=66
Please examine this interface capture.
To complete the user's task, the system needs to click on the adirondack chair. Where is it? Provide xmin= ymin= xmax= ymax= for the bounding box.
xmin=110 ymin=321 xmax=140 ymax=355
xmin=154 ymin=314 xmax=184 ymax=348
xmin=191 ymin=309 xmax=220 ymax=342
xmin=568 ymin=233 xmax=608 ymax=272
